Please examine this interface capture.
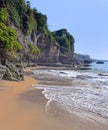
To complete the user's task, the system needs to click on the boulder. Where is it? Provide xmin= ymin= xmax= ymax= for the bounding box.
xmin=3 ymin=62 xmax=24 ymax=81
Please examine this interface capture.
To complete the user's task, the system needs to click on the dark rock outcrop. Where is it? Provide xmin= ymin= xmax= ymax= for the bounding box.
xmin=74 ymin=53 xmax=92 ymax=64
xmin=0 ymin=0 xmax=6 ymax=7
xmin=3 ymin=62 xmax=24 ymax=81
xmin=0 ymin=64 xmax=6 ymax=80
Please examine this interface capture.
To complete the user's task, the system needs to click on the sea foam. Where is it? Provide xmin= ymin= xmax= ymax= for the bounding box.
xmin=33 ymin=69 xmax=108 ymax=124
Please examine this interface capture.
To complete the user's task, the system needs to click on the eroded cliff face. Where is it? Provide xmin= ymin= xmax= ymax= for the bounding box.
xmin=14 ymin=25 xmax=60 ymax=65
xmin=36 ymin=34 xmax=60 ymax=63
xmin=14 ymin=27 xmax=76 ymax=66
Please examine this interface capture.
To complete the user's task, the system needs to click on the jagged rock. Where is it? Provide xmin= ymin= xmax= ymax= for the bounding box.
xmin=0 ymin=64 xmax=6 ymax=80
xmin=3 ymin=62 xmax=24 ymax=81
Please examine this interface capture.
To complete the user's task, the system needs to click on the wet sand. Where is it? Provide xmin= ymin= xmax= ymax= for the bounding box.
xmin=0 ymin=67 xmax=108 ymax=130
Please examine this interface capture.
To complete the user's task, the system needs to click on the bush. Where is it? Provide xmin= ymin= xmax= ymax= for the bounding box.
xmin=28 ymin=43 xmax=40 ymax=54
xmin=0 ymin=22 xmax=22 ymax=50
xmin=0 ymin=8 xmax=9 ymax=22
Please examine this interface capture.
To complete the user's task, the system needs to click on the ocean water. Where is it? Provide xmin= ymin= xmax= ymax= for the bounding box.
xmin=91 ymin=61 xmax=108 ymax=73
xmin=33 ymin=62 xmax=108 ymax=123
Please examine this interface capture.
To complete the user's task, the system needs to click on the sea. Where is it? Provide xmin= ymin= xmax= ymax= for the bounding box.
xmin=33 ymin=61 xmax=108 ymax=124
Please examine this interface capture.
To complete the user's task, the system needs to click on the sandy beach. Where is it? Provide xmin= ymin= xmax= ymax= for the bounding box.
xmin=0 ymin=67 xmax=108 ymax=130
xmin=0 ymin=74 xmax=74 ymax=130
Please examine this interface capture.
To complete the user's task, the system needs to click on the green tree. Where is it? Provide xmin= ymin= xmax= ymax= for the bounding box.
xmin=0 ymin=22 xmax=22 ymax=64
xmin=34 ymin=11 xmax=48 ymax=34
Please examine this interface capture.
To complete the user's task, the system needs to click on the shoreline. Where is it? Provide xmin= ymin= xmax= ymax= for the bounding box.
xmin=0 ymin=66 xmax=108 ymax=130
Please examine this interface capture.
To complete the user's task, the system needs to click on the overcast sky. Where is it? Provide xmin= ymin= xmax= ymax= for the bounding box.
xmin=29 ymin=0 xmax=108 ymax=60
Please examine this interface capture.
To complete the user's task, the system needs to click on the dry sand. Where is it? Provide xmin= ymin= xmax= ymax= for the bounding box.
xmin=0 ymin=68 xmax=108 ymax=130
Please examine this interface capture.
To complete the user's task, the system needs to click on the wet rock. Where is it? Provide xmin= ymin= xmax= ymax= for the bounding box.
xmin=59 ymin=71 xmax=67 ymax=75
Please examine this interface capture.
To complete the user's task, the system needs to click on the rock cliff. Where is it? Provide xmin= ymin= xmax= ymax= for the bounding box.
xmin=0 ymin=0 xmax=76 ymax=67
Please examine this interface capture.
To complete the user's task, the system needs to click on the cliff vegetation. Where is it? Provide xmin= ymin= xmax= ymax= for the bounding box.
xmin=52 ymin=29 xmax=75 ymax=55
